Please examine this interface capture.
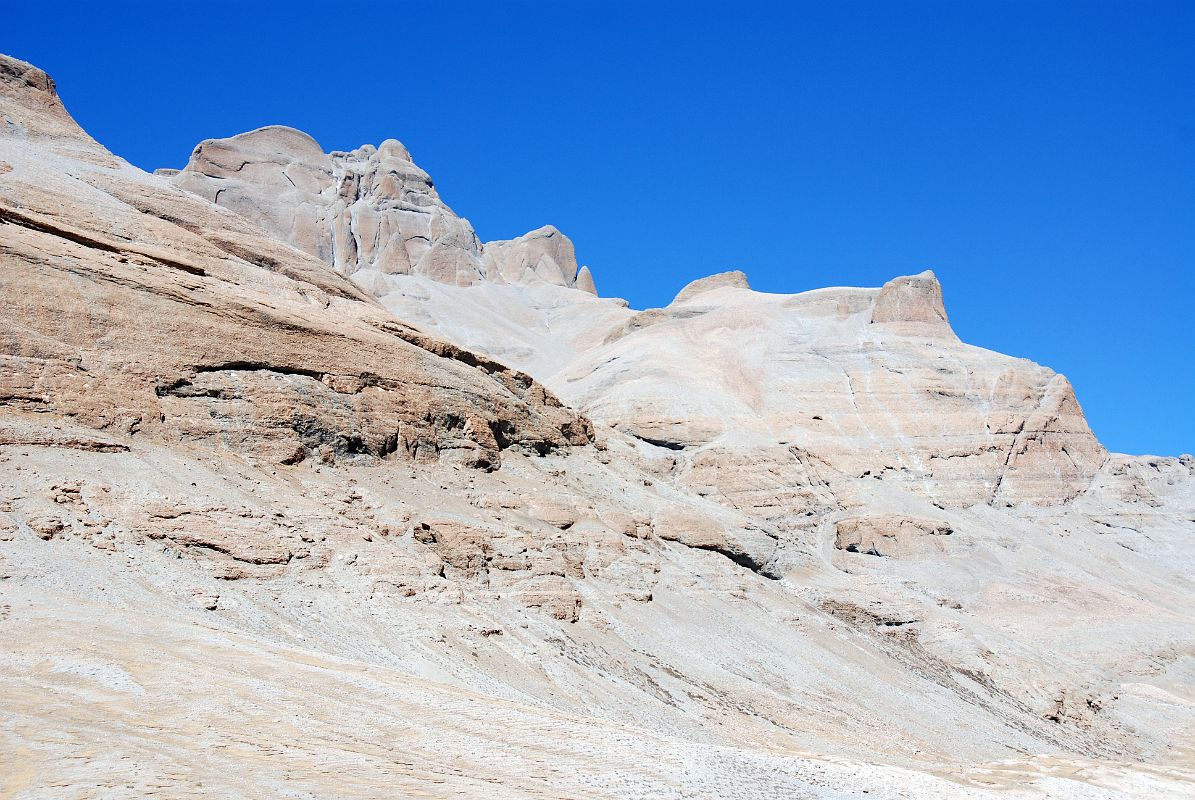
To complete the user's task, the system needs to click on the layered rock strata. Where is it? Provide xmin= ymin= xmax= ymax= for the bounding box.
xmin=0 ymin=55 xmax=591 ymax=470
xmin=2 ymin=52 xmax=1193 ymax=800
xmin=558 ymin=270 xmax=1106 ymax=509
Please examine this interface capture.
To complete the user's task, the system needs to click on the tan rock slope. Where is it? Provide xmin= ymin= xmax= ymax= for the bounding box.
xmin=0 ymin=56 xmax=590 ymax=471
xmin=2 ymin=53 xmax=1194 ymax=799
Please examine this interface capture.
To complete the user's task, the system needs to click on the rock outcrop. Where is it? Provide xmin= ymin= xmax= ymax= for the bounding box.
xmin=168 ymin=127 xmax=597 ymax=294
xmin=559 ymin=272 xmax=1106 ymax=507
xmin=483 ymin=224 xmax=589 ymax=289
xmin=0 ymin=55 xmax=591 ymax=470
xmin=169 ymin=127 xmax=489 ymax=286
xmin=671 ymin=269 xmax=751 ymax=304
xmin=870 ymin=269 xmax=957 ymax=340
xmin=575 ymin=264 xmax=598 ymax=295
xmin=3 ymin=52 xmax=1193 ymax=800
xmin=833 ymin=513 xmax=954 ymax=558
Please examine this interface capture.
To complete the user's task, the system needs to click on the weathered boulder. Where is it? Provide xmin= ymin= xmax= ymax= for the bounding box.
xmin=834 ymin=514 xmax=954 ymax=558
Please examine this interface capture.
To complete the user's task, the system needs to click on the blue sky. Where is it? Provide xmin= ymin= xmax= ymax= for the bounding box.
xmin=5 ymin=1 xmax=1193 ymax=456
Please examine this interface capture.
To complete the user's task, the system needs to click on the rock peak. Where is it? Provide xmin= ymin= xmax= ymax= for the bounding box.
xmin=0 ymin=53 xmax=57 ymax=96
xmin=575 ymin=265 xmax=598 ymax=295
xmin=483 ymin=225 xmax=591 ymax=291
xmin=671 ymin=270 xmax=751 ymax=305
xmin=870 ymin=270 xmax=955 ymax=339
xmin=376 ymin=138 xmax=412 ymax=162
xmin=207 ymin=125 xmax=327 ymax=161
xmin=0 ymin=53 xmax=86 ymax=142
xmin=168 ymin=127 xmax=598 ymax=294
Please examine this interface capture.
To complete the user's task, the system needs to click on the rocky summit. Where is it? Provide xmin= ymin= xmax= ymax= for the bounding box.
xmin=1 ymin=53 xmax=1193 ymax=799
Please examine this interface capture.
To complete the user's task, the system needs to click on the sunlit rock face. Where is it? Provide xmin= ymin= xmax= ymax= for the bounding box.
xmin=3 ymin=51 xmax=1194 ymax=800
xmin=555 ymin=269 xmax=1105 ymax=510
xmin=169 ymin=127 xmax=595 ymax=292
xmin=484 ymin=224 xmax=592 ymax=291
xmin=0 ymin=57 xmax=591 ymax=472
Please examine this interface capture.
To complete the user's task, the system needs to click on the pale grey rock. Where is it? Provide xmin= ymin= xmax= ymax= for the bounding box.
xmin=557 ymin=273 xmax=1106 ymax=508
xmin=833 ymin=513 xmax=954 ymax=558
xmin=171 ymin=126 xmax=489 ymax=286
xmin=170 ymin=129 xmax=598 ymax=294
xmin=483 ymin=224 xmax=588 ymax=289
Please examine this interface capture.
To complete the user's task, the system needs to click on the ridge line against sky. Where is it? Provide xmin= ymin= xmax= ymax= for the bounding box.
xmin=5 ymin=1 xmax=1192 ymax=456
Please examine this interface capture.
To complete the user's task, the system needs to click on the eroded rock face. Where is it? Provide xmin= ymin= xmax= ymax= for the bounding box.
xmin=560 ymin=271 xmax=1106 ymax=507
xmin=484 ymin=224 xmax=583 ymax=288
xmin=575 ymin=264 xmax=598 ymax=295
xmin=168 ymin=128 xmax=597 ymax=294
xmin=652 ymin=507 xmax=777 ymax=576
xmin=834 ymin=514 xmax=954 ymax=558
xmin=870 ymin=269 xmax=956 ymax=340
xmin=170 ymin=128 xmax=488 ymax=286
xmin=0 ymin=54 xmax=591 ymax=470
xmin=4 ymin=52 xmax=1194 ymax=800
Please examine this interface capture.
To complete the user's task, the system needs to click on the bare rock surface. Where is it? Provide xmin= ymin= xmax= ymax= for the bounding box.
xmin=553 ymin=274 xmax=1106 ymax=509
xmin=870 ymin=269 xmax=957 ymax=339
xmin=171 ymin=127 xmax=489 ymax=285
xmin=483 ymin=224 xmax=583 ymax=288
xmin=672 ymin=269 xmax=751 ymax=304
xmin=834 ymin=513 xmax=954 ymax=558
xmin=0 ymin=55 xmax=590 ymax=472
xmin=170 ymin=128 xmax=596 ymax=294
xmin=2 ymin=52 xmax=1194 ymax=799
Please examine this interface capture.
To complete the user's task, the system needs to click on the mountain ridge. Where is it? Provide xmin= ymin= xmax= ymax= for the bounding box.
xmin=2 ymin=52 xmax=1193 ymax=799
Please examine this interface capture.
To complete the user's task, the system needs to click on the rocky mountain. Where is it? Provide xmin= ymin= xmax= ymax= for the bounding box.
xmin=164 ymin=125 xmax=596 ymax=294
xmin=2 ymin=53 xmax=1193 ymax=799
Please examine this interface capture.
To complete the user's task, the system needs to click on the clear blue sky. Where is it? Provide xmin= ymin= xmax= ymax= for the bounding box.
xmin=6 ymin=2 xmax=1193 ymax=456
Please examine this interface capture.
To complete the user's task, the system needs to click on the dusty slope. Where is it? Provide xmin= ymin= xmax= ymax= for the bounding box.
xmin=2 ymin=53 xmax=1195 ymax=799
